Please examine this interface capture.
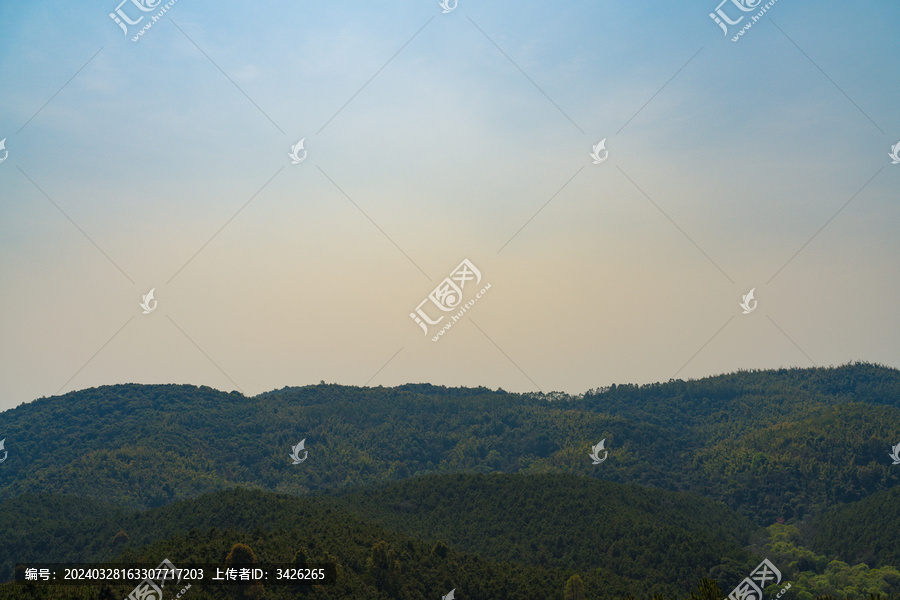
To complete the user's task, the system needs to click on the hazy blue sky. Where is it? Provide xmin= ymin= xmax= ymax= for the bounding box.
xmin=1 ymin=0 xmax=898 ymax=410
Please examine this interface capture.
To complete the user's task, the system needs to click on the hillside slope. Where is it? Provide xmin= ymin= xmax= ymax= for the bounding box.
xmin=0 ymin=364 xmax=897 ymax=526
xmin=327 ymin=472 xmax=757 ymax=581
xmin=0 ymin=483 xmax=748 ymax=599
xmin=804 ymin=486 xmax=900 ymax=568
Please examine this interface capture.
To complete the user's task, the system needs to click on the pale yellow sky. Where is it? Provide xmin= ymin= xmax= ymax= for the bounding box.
xmin=1 ymin=0 xmax=898 ymax=410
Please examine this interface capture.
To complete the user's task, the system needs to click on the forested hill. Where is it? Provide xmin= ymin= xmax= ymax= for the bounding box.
xmin=1 ymin=478 xmax=897 ymax=599
xmin=578 ymin=362 xmax=900 ymax=439
xmin=0 ymin=476 xmax=758 ymax=597
xmin=0 ymin=363 xmax=898 ymax=525
xmin=806 ymin=486 xmax=900 ymax=568
xmin=324 ymin=472 xmax=757 ymax=576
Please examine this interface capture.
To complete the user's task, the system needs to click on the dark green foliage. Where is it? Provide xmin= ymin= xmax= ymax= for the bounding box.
xmin=1 ymin=364 xmax=898 ymax=526
xmin=98 ymin=584 xmax=117 ymax=600
xmin=225 ymin=543 xmax=258 ymax=565
xmin=565 ymin=573 xmax=587 ymax=600
xmin=292 ymin=547 xmax=308 ymax=566
xmin=365 ymin=540 xmax=401 ymax=595
xmin=224 ymin=543 xmax=262 ymax=599
xmin=327 ymin=472 xmax=756 ymax=579
xmin=1 ymin=364 xmax=899 ymax=599
xmin=686 ymin=403 xmax=900 ymax=523
xmin=806 ymin=487 xmax=900 ymax=568
xmin=0 ymin=478 xmax=754 ymax=597
xmin=110 ymin=531 xmax=128 ymax=548
xmin=688 ymin=578 xmax=723 ymax=600
xmin=0 ymin=488 xmax=896 ymax=600
xmin=0 ymin=485 xmax=692 ymax=599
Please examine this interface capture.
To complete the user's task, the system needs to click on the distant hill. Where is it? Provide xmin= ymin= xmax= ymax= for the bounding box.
xmin=0 ymin=363 xmax=897 ymax=525
xmin=688 ymin=403 xmax=900 ymax=522
xmin=2 ymin=364 xmax=900 ymax=598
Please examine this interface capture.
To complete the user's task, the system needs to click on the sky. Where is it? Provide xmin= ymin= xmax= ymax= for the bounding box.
xmin=0 ymin=0 xmax=898 ymax=411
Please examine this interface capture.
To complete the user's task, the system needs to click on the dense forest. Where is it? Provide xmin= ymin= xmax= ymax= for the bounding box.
xmin=0 ymin=481 xmax=897 ymax=600
xmin=324 ymin=473 xmax=757 ymax=577
xmin=0 ymin=363 xmax=898 ymax=599
xmin=0 ymin=482 xmax=752 ymax=600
